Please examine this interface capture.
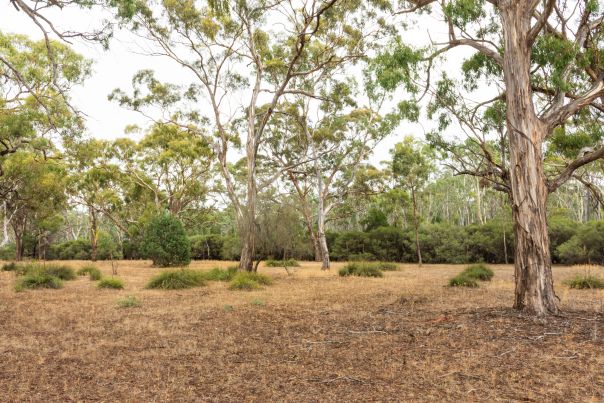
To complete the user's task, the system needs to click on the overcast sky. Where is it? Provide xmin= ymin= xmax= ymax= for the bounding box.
xmin=1 ymin=3 xmax=479 ymax=165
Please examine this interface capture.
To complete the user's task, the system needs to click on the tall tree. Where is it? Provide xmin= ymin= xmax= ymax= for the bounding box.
xmin=374 ymin=0 xmax=604 ymax=315
xmin=111 ymin=0 xmax=384 ymax=270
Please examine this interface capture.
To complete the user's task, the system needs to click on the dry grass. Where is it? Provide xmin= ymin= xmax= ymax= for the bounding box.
xmin=0 ymin=260 xmax=603 ymax=401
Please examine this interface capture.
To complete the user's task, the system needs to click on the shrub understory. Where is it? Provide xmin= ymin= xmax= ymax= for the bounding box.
xmin=338 ymin=262 xmax=384 ymax=278
xmin=97 ymin=277 xmax=124 ymax=289
xmin=15 ymin=273 xmax=63 ymax=292
xmin=228 ymin=272 xmax=272 ymax=290
xmin=146 ymin=269 xmax=206 ymax=290
xmin=265 ymin=259 xmax=300 ymax=267
xmin=565 ymin=274 xmax=604 ymax=289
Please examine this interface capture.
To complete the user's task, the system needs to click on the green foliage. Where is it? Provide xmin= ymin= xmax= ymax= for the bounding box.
xmin=1 ymin=262 xmax=18 ymax=271
xmin=557 ymin=221 xmax=604 ymax=265
xmin=116 ymin=295 xmax=142 ymax=308
xmin=42 ymin=265 xmax=76 ymax=281
xmin=15 ymin=273 xmax=63 ymax=292
xmin=564 ymin=274 xmax=604 ymax=290
xmin=145 ymin=269 xmax=206 ymax=290
xmin=189 ymin=234 xmax=224 ymax=260
xmin=78 ymin=265 xmax=102 ymax=281
xmin=228 ymin=272 xmax=272 ymax=290
xmin=97 ymin=277 xmax=125 ymax=289
xmin=461 ymin=264 xmax=494 ymax=281
xmin=0 ymin=245 xmax=16 ymax=261
xmin=375 ymin=262 xmax=398 ymax=271
xmin=142 ymin=213 xmax=191 ymax=267
xmin=338 ymin=262 xmax=384 ymax=278
xmin=448 ymin=274 xmax=479 ymax=288
xmin=49 ymin=239 xmax=91 ymax=260
xmin=264 ymin=259 xmax=300 ymax=267
xmin=204 ymin=267 xmax=237 ymax=282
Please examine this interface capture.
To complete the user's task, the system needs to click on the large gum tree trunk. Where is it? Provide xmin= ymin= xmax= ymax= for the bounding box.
xmin=239 ymin=134 xmax=257 ymax=272
xmin=501 ymin=3 xmax=558 ymax=315
xmin=89 ymin=206 xmax=98 ymax=262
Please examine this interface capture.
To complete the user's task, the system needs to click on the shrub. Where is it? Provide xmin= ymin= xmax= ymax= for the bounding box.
xmin=228 ymin=272 xmax=272 ymax=290
xmin=189 ymin=234 xmax=225 ymax=260
xmin=338 ymin=262 xmax=384 ymax=278
xmin=77 ymin=265 xmax=102 ymax=281
xmin=15 ymin=273 xmax=63 ymax=292
xmin=348 ymin=253 xmax=377 ymax=262
xmin=204 ymin=267 xmax=238 ymax=282
xmin=461 ymin=264 xmax=494 ymax=281
xmin=265 ymin=259 xmax=300 ymax=267
xmin=141 ymin=213 xmax=191 ymax=267
xmin=565 ymin=274 xmax=604 ymax=289
xmin=146 ymin=269 xmax=206 ymax=290
xmin=97 ymin=277 xmax=124 ymax=289
xmin=1 ymin=262 xmax=18 ymax=271
xmin=41 ymin=265 xmax=76 ymax=281
xmin=448 ymin=274 xmax=479 ymax=288
xmin=116 ymin=295 xmax=142 ymax=308
xmin=375 ymin=262 xmax=398 ymax=271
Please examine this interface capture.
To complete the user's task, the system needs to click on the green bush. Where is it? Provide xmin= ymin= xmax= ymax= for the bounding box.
xmin=564 ymin=274 xmax=604 ymax=289
xmin=116 ymin=295 xmax=142 ymax=308
xmin=78 ymin=265 xmax=102 ymax=280
xmin=97 ymin=277 xmax=124 ymax=289
xmin=348 ymin=253 xmax=377 ymax=262
xmin=15 ymin=273 xmax=63 ymax=292
xmin=41 ymin=265 xmax=76 ymax=281
xmin=228 ymin=272 xmax=272 ymax=290
xmin=338 ymin=262 xmax=384 ymax=278
xmin=265 ymin=259 xmax=300 ymax=267
xmin=1 ymin=262 xmax=18 ymax=271
xmin=146 ymin=269 xmax=206 ymax=290
xmin=142 ymin=213 xmax=191 ymax=267
xmin=0 ymin=244 xmax=16 ymax=260
xmin=189 ymin=234 xmax=225 ymax=260
xmin=204 ymin=267 xmax=238 ymax=282
xmin=49 ymin=239 xmax=91 ymax=260
xmin=375 ymin=262 xmax=398 ymax=271
xmin=461 ymin=264 xmax=494 ymax=281
xmin=448 ymin=274 xmax=479 ymax=288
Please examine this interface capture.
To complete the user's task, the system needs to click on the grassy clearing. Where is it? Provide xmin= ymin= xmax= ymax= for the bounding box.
xmin=265 ymin=259 xmax=300 ymax=267
xmin=97 ymin=277 xmax=124 ymax=289
xmin=565 ymin=274 xmax=604 ymax=289
xmin=146 ymin=269 xmax=206 ymax=290
xmin=339 ymin=262 xmax=384 ymax=278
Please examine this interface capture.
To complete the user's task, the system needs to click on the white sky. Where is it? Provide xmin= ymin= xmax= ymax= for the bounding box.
xmin=0 ymin=3 xmax=480 ymax=166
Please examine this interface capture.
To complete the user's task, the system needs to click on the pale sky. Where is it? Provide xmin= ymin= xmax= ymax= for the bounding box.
xmin=0 ymin=3 xmax=481 ymax=166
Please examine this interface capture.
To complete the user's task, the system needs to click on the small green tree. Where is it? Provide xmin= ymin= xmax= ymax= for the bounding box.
xmin=142 ymin=213 xmax=190 ymax=267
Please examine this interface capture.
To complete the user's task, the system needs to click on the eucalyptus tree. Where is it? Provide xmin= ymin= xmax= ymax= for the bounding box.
xmin=389 ymin=136 xmax=433 ymax=266
xmin=374 ymin=0 xmax=604 ymax=315
xmin=110 ymin=0 xmax=386 ymax=270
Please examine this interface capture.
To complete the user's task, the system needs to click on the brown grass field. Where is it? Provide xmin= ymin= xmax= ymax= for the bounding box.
xmin=1 ymin=260 xmax=603 ymax=402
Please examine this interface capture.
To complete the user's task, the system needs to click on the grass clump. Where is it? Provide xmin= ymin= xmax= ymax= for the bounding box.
xmin=338 ymin=262 xmax=384 ymax=278
xmin=2 ymin=262 xmax=18 ymax=271
xmin=374 ymin=262 xmax=398 ymax=271
xmin=116 ymin=295 xmax=141 ymax=308
xmin=228 ymin=272 xmax=272 ymax=290
xmin=97 ymin=277 xmax=124 ymax=289
xmin=42 ymin=265 xmax=76 ymax=281
xmin=565 ymin=274 xmax=604 ymax=289
xmin=265 ymin=259 xmax=300 ymax=267
xmin=461 ymin=264 xmax=494 ymax=281
xmin=77 ymin=265 xmax=102 ymax=281
xmin=204 ymin=266 xmax=238 ymax=282
xmin=448 ymin=274 xmax=479 ymax=288
xmin=145 ymin=269 xmax=206 ymax=290
xmin=15 ymin=273 xmax=63 ymax=292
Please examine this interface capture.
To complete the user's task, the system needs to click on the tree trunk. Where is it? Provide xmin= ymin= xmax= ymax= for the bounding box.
xmin=12 ymin=217 xmax=25 ymax=262
xmin=239 ymin=132 xmax=257 ymax=272
xmin=411 ymin=189 xmax=422 ymax=267
xmin=318 ymin=208 xmax=330 ymax=270
xmin=89 ymin=207 xmax=98 ymax=262
xmin=501 ymin=3 xmax=558 ymax=315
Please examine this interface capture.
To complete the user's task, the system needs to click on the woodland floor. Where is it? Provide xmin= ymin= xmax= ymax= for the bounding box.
xmin=0 ymin=260 xmax=603 ymax=402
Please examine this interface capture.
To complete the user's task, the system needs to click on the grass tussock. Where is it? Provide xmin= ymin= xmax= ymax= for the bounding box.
xmin=77 ymin=265 xmax=102 ymax=281
xmin=15 ymin=273 xmax=63 ymax=292
xmin=204 ymin=267 xmax=238 ymax=282
xmin=1 ymin=262 xmax=18 ymax=271
xmin=339 ymin=262 xmax=384 ymax=278
xmin=565 ymin=274 xmax=604 ymax=289
xmin=146 ymin=269 xmax=206 ymax=290
xmin=97 ymin=277 xmax=124 ymax=289
xmin=448 ymin=274 xmax=479 ymax=288
xmin=265 ymin=259 xmax=300 ymax=267
xmin=461 ymin=264 xmax=494 ymax=281
xmin=116 ymin=295 xmax=142 ymax=308
xmin=228 ymin=272 xmax=272 ymax=290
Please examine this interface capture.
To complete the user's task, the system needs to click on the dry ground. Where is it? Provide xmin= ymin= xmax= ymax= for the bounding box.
xmin=1 ymin=260 xmax=603 ymax=402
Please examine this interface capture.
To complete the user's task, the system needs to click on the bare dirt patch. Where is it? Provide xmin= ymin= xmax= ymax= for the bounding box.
xmin=1 ymin=261 xmax=603 ymax=401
